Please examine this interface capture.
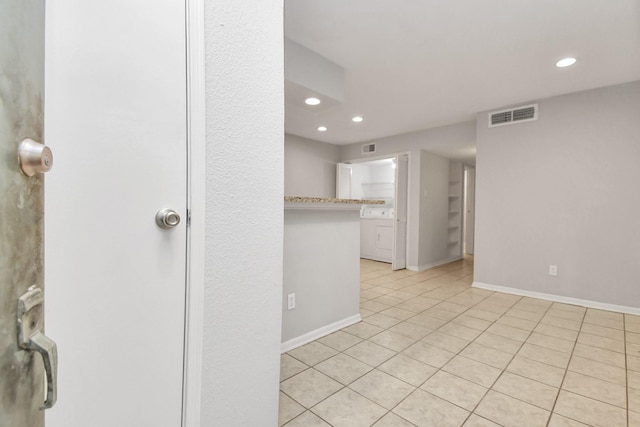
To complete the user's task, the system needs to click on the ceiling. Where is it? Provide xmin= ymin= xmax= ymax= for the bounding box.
xmin=284 ymin=0 xmax=640 ymax=156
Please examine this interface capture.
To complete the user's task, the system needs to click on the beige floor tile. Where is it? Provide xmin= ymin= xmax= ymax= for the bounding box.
xmin=465 ymin=308 xmax=502 ymax=322
xmin=629 ymin=370 xmax=640 ymax=390
xmin=581 ymin=323 xmax=625 ymax=341
xmin=344 ymin=340 xmax=397 ymax=367
xmin=343 ymin=321 xmax=385 ymax=339
xmin=584 ymin=312 xmax=624 ymax=330
xmin=534 ymin=323 xmax=579 ymax=342
xmin=393 ymin=389 xmax=470 ymax=427
xmin=364 ymin=313 xmax=403 ymax=329
xmin=506 ymin=355 xmax=565 ymax=387
xmin=396 ymin=300 xmax=432 ymax=313
xmin=573 ymin=343 xmax=625 ymax=368
xmin=463 ymin=414 xmax=501 ymax=427
xmin=512 ymin=297 xmax=551 ymax=312
xmin=630 ymin=355 xmax=640 ymax=372
xmin=459 ymin=342 xmax=513 ymax=370
xmin=475 ymin=390 xmax=550 ymax=427
xmin=422 ymin=307 xmax=461 ymax=321
xmin=546 ymin=308 xmax=584 ymax=322
xmin=495 ymin=315 xmax=537 ymax=332
xmin=422 ymin=331 xmax=470 ymax=353
xmin=629 ymin=386 xmax=640 ymax=413
xmin=314 ymin=353 xmax=372 ymax=385
xmin=375 ymin=295 xmax=406 ymax=307
xmin=378 ymin=353 xmax=438 ymax=387
xmin=381 ymin=306 xmax=419 ymax=321
xmin=540 ymin=314 xmax=582 ymax=332
xmin=486 ymin=321 xmax=532 ymax=342
xmin=526 ymin=332 xmax=575 ymax=353
xmin=369 ymin=330 xmax=417 ymax=352
xmin=505 ymin=308 xmax=545 ymax=322
xmin=388 ymin=321 xmax=434 ymax=340
xmin=484 ymin=293 xmax=521 ymax=307
xmin=517 ymin=343 xmax=570 ymax=369
xmin=627 ymin=341 xmax=640 ymax=356
xmin=280 ymin=354 xmax=308 ymax=382
xmin=360 ymin=308 xmax=375 ymax=318
xmin=474 ymin=331 xmax=522 ymax=354
xmin=451 ymin=314 xmax=492 ymax=331
xmin=492 ymin=371 xmax=558 ymax=410
xmin=547 ymin=414 xmax=591 ymax=427
xmin=568 ymin=355 xmax=626 ymax=385
xmin=437 ymin=301 xmax=469 ymax=314
xmin=280 ymin=369 xmax=342 ymax=408
xmin=554 ymin=390 xmax=627 ymax=427
xmin=551 ymin=302 xmax=586 ymax=314
xmin=442 ymin=355 xmax=502 ymax=388
xmin=577 ymin=332 xmax=625 ymax=353
xmin=438 ymin=322 xmax=483 ymax=341
xmin=287 ymin=341 xmax=337 ymax=366
xmin=279 ymin=392 xmax=305 ymax=426
xmin=372 ymin=412 xmax=416 ymax=427
xmin=285 ymin=411 xmax=331 ymax=427
xmin=311 ymin=388 xmax=387 ymax=427
xmin=388 ymin=290 xmax=421 ymax=301
xmin=317 ymin=330 xmax=363 ymax=352
xmin=630 ymin=410 xmax=640 ymax=427
xmin=421 ymin=370 xmax=488 ymax=411
xmin=349 ymin=369 xmax=415 ymax=409
xmin=404 ymin=315 xmax=447 ymax=332
xmin=474 ymin=302 xmax=510 ymax=315
xmin=402 ymin=341 xmax=456 ymax=368
xmin=361 ymin=300 xmax=392 ymax=313
xmin=562 ymin=371 xmax=627 ymax=409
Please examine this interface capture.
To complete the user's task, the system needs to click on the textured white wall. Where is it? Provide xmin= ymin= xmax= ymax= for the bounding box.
xmin=475 ymin=81 xmax=640 ymax=308
xmin=202 ymin=1 xmax=283 ymax=425
xmin=285 ymin=134 xmax=340 ymax=198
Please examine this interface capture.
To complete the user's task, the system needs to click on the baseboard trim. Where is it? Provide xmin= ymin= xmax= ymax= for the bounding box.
xmin=407 ymin=256 xmax=463 ymax=272
xmin=472 ymin=281 xmax=640 ymax=316
xmin=281 ymin=314 xmax=362 ymax=353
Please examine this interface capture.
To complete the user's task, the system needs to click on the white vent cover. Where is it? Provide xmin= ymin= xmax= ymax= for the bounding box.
xmin=362 ymin=143 xmax=376 ymax=154
xmin=489 ymin=104 xmax=538 ymax=127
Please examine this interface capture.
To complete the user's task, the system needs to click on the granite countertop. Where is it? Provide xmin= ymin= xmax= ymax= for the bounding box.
xmin=285 ymin=196 xmax=384 ymax=205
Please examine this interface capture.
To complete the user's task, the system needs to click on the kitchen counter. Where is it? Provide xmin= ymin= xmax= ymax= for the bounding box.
xmin=281 ymin=196 xmax=372 ymax=351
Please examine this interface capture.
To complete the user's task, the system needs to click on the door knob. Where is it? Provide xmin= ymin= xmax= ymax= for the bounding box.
xmin=17 ymin=286 xmax=58 ymax=410
xmin=156 ymin=208 xmax=181 ymax=229
xmin=18 ymin=138 xmax=53 ymax=176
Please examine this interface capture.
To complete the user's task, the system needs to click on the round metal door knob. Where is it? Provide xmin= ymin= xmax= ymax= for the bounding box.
xmin=18 ymin=138 xmax=53 ymax=176
xmin=156 ymin=209 xmax=181 ymax=229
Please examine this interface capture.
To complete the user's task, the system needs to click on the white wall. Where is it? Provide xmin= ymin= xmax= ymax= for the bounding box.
xmin=475 ymin=81 xmax=640 ymax=309
xmin=285 ymin=133 xmax=340 ymax=198
xmin=203 ymin=1 xmax=283 ymax=425
xmin=340 ymin=122 xmax=475 ymax=269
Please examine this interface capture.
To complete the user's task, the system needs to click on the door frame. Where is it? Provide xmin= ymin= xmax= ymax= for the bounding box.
xmin=183 ymin=0 xmax=206 ymax=425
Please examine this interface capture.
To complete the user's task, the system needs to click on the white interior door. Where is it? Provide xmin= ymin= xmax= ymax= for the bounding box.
xmin=336 ymin=163 xmax=352 ymax=198
xmin=44 ymin=1 xmax=187 ymax=426
xmin=392 ymin=154 xmax=409 ymax=270
xmin=464 ymin=166 xmax=476 ymax=255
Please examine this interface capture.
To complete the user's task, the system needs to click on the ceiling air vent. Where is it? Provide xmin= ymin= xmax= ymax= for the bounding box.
xmin=489 ymin=104 xmax=538 ymax=128
xmin=362 ymin=143 xmax=376 ymax=154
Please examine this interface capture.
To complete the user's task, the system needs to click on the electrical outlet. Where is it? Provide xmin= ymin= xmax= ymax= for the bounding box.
xmin=287 ymin=293 xmax=296 ymax=310
xmin=549 ymin=265 xmax=558 ymax=276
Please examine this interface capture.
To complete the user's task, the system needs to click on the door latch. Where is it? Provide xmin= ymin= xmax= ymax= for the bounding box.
xmin=17 ymin=286 xmax=58 ymax=410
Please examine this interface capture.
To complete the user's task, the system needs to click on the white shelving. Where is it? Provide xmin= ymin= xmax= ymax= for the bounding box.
xmin=447 ymin=162 xmax=463 ymax=259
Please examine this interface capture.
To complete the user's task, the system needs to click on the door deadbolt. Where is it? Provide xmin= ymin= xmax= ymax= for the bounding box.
xmin=156 ymin=209 xmax=180 ymax=229
xmin=18 ymin=138 xmax=53 ymax=176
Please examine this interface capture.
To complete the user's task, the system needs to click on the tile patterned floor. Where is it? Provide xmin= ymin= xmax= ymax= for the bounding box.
xmin=279 ymin=257 xmax=640 ymax=427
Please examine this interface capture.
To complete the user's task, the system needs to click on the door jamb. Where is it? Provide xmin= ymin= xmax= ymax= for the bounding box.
xmin=183 ymin=0 xmax=206 ymax=425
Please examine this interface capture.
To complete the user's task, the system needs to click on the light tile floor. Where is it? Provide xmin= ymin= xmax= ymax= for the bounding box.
xmin=279 ymin=257 xmax=640 ymax=427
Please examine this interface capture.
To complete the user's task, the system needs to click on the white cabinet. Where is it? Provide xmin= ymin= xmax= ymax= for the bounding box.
xmin=360 ymin=218 xmax=393 ymax=262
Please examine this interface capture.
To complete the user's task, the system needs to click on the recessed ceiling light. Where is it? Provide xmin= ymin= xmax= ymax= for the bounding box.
xmin=317 ymin=126 xmax=327 ymax=132
xmin=352 ymin=116 xmax=364 ymax=123
xmin=556 ymin=57 xmax=577 ymax=68
xmin=305 ymin=97 xmax=321 ymax=106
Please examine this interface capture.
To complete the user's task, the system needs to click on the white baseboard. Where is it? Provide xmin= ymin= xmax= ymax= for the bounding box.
xmin=281 ymin=314 xmax=362 ymax=353
xmin=473 ymin=282 xmax=640 ymax=316
xmin=407 ymin=256 xmax=463 ymax=272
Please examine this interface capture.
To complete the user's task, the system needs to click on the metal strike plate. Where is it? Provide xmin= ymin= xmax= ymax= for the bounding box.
xmin=18 ymin=138 xmax=53 ymax=176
